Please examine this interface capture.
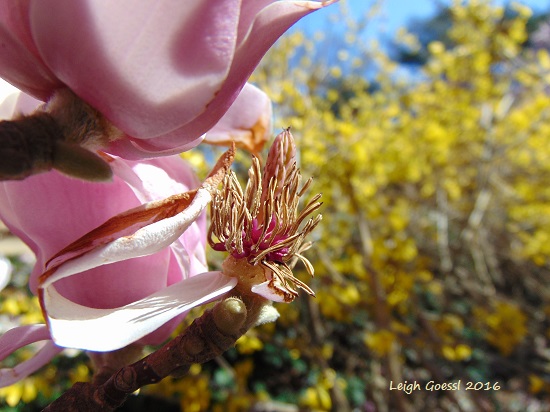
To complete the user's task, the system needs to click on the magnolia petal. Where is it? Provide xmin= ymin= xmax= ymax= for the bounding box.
xmin=251 ymin=281 xmax=287 ymax=303
xmin=0 ymin=90 xmax=43 ymax=120
xmin=44 ymin=190 xmax=197 ymax=270
xmin=113 ymin=156 xmax=201 ymax=205
xmin=0 ymin=324 xmax=50 ymax=359
xmin=106 ymin=82 xmax=269 ymax=160
xmin=0 ymin=256 xmax=11 ymax=291
xmin=40 ymin=187 xmax=212 ymax=288
xmin=29 ymin=0 xmax=241 ymax=138
xmin=1 ymin=1 xmax=337 ymax=158
xmin=115 ymin=1 xmax=339 ymax=159
xmin=105 ymin=132 xmax=206 ymax=160
xmin=42 ymin=271 xmax=237 ymax=351
xmin=0 ymin=324 xmax=62 ymax=387
xmin=0 ymin=341 xmax=61 ymax=387
xmin=204 ymin=83 xmax=272 ymax=156
xmin=39 ymin=146 xmax=233 ymax=291
xmin=0 ymin=8 xmax=62 ymax=101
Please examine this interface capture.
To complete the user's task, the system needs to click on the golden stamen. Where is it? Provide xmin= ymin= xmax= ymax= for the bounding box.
xmin=209 ymin=129 xmax=322 ymax=302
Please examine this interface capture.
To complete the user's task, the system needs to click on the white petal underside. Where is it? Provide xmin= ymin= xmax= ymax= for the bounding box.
xmin=44 ymin=271 xmax=237 ymax=351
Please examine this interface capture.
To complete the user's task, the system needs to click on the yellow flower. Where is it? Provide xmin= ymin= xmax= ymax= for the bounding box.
xmin=363 ymin=330 xmax=396 ymax=357
xmin=300 ymin=386 xmax=332 ymax=411
xmin=236 ymin=333 xmax=264 ymax=355
xmin=475 ymin=302 xmax=527 ymax=356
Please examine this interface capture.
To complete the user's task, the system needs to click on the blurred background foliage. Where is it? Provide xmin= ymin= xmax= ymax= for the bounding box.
xmin=2 ymin=0 xmax=550 ymax=410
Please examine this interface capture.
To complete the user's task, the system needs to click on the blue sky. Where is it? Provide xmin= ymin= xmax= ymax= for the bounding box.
xmin=293 ymin=0 xmax=550 ymax=37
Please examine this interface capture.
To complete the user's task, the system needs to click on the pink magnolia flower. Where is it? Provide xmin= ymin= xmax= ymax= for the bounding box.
xmin=0 ymin=95 xmax=237 ymax=386
xmin=0 ymin=0 xmax=336 ymax=158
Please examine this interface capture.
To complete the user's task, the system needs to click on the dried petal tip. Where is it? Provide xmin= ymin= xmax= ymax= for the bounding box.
xmin=209 ymin=130 xmax=322 ymax=302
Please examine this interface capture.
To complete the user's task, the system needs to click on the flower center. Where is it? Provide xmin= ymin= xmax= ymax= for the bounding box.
xmin=208 ymin=129 xmax=322 ymax=302
xmin=211 ymin=214 xmax=291 ymax=262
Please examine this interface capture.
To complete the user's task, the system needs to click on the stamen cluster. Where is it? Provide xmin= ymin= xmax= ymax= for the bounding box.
xmin=208 ymin=130 xmax=322 ymax=302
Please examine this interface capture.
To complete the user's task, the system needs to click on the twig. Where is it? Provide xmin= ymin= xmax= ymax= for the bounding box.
xmin=436 ymin=187 xmax=453 ymax=273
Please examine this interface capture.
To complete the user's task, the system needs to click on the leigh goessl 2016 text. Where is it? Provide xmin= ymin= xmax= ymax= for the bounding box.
xmin=389 ymin=380 xmax=501 ymax=394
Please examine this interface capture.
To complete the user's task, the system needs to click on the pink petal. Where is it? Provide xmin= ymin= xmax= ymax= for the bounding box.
xmin=55 ymin=252 xmax=175 ymax=310
xmin=0 ymin=168 xmax=162 ymax=294
xmin=106 ymin=1 xmax=336 ymax=158
xmin=155 ymin=1 xmax=337 ymax=144
xmin=0 ymin=138 xmax=205 ymax=308
xmin=0 ymin=256 xmax=11 ymax=291
xmin=106 ymin=82 xmax=272 ymax=159
xmin=0 ymin=325 xmax=50 ymax=358
xmin=204 ymin=83 xmax=272 ymax=155
xmin=28 ymin=0 xmax=241 ymax=138
xmin=112 ymin=155 xmax=200 ymax=204
xmin=251 ymin=281 xmax=287 ymax=303
xmin=0 ymin=341 xmax=61 ymax=387
xmin=0 ymin=168 xmax=183 ymax=309
xmin=1 ymin=2 xmax=336 ymax=158
xmin=42 ymin=271 xmax=237 ymax=351
xmin=0 ymin=324 xmax=62 ymax=387
xmin=113 ymin=157 xmax=208 ymax=286
xmin=106 ymin=132 xmax=206 ymax=160
xmin=36 ymin=148 xmax=234 ymax=348
xmin=0 ymin=2 xmax=61 ymax=100
xmin=0 ymin=90 xmax=43 ymax=119
xmin=38 ymin=145 xmax=234 ymax=289
xmin=40 ymin=187 xmax=212 ymax=289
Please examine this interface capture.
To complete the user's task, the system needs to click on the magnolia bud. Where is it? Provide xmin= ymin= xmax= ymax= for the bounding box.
xmin=0 ymin=89 xmax=119 ymax=181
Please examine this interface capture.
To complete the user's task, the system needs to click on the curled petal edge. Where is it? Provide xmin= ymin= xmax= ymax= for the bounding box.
xmin=251 ymin=280 xmax=287 ymax=303
xmin=40 ymin=186 xmax=212 ymax=288
xmin=40 ymin=145 xmax=234 ymax=287
xmin=203 ymin=83 xmax=272 ymax=156
xmin=40 ymin=271 xmax=237 ymax=351
xmin=0 ymin=325 xmax=62 ymax=387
